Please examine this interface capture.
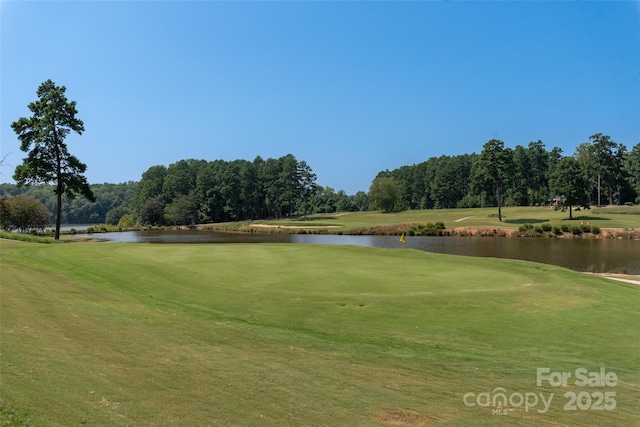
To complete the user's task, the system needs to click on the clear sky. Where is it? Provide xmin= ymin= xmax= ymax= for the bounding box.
xmin=1 ymin=1 xmax=639 ymax=195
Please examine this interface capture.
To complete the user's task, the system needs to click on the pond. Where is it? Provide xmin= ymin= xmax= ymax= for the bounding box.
xmin=70 ymin=229 xmax=640 ymax=274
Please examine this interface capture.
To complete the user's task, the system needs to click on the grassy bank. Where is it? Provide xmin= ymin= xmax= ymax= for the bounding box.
xmin=1 ymin=239 xmax=638 ymax=426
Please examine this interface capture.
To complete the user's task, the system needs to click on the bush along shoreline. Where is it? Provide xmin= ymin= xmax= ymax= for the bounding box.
xmin=2 ymin=220 xmax=639 ymax=241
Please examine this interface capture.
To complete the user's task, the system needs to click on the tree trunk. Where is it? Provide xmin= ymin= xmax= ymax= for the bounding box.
xmin=55 ymin=181 xmax=62 ymax=240
xmin=597 ymin=168 xmax=601 ymax=206
xmin=497 ymin=184 xmax=502 ymax=222
xmin=569 ymin=205 xmax=573 ymax=220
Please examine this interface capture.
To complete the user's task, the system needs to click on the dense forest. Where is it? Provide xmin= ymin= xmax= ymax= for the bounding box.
xmin=375 ymin=136 xmax=639 ymax=212
xmin=1 ymin=135 xmax=639 ymax=226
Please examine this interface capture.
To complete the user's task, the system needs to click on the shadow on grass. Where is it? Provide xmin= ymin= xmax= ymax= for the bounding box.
xmin=562 ymin=216 xmax=611 ymax=221
xmin=292 ymin=216 xmax=338 ymax=221
xmin=504 ymin=218 xmax=549 ymax=224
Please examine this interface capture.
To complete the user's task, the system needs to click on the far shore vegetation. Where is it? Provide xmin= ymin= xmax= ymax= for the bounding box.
xmin=2 ymin=206 xmax=638 ymax=243
xmin=2 ymin=135 xmax=640 ymax=235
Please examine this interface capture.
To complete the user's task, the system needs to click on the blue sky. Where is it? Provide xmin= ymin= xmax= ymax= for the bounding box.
xmin=1 ymin=1 xmax=639 ymax=194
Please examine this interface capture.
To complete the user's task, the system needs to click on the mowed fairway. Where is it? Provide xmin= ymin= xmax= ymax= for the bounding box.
xmin=1 ymin=239 xmax=638 ymax=426
xmin=252 ymin=206 xmax=640 ymax=231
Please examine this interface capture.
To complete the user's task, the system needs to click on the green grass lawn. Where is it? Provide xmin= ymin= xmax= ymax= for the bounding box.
xmin=252 ymin=206 xmax=640 ymax=232
xmin=1 ymin=239 xmax=638 ymax=426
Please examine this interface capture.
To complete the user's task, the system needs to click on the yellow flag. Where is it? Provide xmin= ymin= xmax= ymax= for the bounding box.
xmin=399 ymin=233 xmax=405 ymax=244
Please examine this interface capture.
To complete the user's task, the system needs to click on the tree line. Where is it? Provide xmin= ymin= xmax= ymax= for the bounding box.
xmin=6 ymin=80 xmax=637 ymax=236
xmin=371 ymin=135 xmax=640 ymax=216
xmin=2 ymin=135 xmax=639 ymax=229
xmin=131 ymin=155 xmax=370 ymax=226
xmin=0 ymin=155 xmax=371 ymax=226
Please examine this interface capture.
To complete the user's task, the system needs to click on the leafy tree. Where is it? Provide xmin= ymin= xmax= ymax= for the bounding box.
xmin=369 ymin=176 xmax=402 ymax=212
xmin=334 ymin=190 xmax=353 ymax=212
xmin=297 ymin=160 xmax=318 ymax=217
xmin=575 ymin=134 xmax=622 ymax=205
xmin=132 ymin=165 xmax=167 ymax=219
xmin=549 ymin=157 xmax=590 ymax=219
xmin=625 ymin=143 xmax=640 ymax=203
xmin=509 ymin=145 xmax=531 ymax=206
xmin=0 ymin=198 xmax=13 ymax=230
xmin=11 ymin=80 xmax=94 ymax=239
xmin=139 ymin=196 xmax=165 ymax=226
xmin=526 ymin=140 xmax=551 ymax=205
xmin=195 ymin=160 xmax=225 ymax=222
xmin=278 ymin=154 xmax=301 ymax=218
xmin=471 ymin=139 xmax=511 ymax=221
xmin=1 ymin=195 xmax=51 ymax=232
xmin=165 ymin=192 xmax=198 ymax=225
xmin=117 ymin=214 xmax=136 ymax=229
xmin=105 ymin=206 xmax=130 ymax=225
xmin=352 ymin=191 xmax=371 ymax=211
xmin=163 ymin=159 xmax=206 ymax=203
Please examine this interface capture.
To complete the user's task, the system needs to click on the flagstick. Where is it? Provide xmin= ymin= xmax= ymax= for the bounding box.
xmin=399 ymin=233 xmax=406 ymax=275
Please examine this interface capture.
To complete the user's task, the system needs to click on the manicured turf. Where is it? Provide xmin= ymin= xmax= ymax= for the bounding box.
xmin=255 ymin=206 xmax=640 ymax=232
xmin=1 ymin=239 xmax=638 ymax=426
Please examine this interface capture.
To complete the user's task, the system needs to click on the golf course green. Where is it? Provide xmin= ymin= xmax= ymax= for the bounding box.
xmin=1 ymin=239 xmax=638 ymax=426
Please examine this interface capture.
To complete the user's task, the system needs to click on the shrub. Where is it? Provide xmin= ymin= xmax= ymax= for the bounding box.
xmin=533 ymin=226 xmax=543 ymax=234
xmin=1 ymin=195 xmax=51 ymax=233
xmin=561 ymin=224 xmax=570 ymax=232
xmin=409 ymin=222 xmax=447 ymax=236
xmin=117 ymin=214 xmax=136 ymax=229
xmin=519 ymin=224 xmax=534 ymax=232
xmin=570 ymin=225 xmax=582 ymax=235
xmin=580 ymin=224 xmax=591 ymax=233
xmin=541 ymin=223 xmax=552 ymax=232
xmin=552 ymin=226 xmax=562 ymax=235
xmin=591 ymin=225 xmax=601 ymax=234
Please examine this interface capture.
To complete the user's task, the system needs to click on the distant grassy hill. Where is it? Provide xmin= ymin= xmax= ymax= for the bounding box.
xmin=1 ymin=239 xmax=638 ymax=425
xmin=240 ymin=206 xmax=640 ymax=234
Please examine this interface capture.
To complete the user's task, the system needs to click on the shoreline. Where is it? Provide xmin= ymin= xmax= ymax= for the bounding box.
xmin=202 ymin=223 xmax=640 ymax=240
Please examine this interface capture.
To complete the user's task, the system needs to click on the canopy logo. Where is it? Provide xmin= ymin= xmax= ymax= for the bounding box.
xmin=463 ymin=367 xmax=617 ymax=415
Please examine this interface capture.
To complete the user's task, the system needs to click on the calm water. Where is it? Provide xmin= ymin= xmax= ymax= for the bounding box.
xmin=71 ymin=229 xmax=640 ymax=274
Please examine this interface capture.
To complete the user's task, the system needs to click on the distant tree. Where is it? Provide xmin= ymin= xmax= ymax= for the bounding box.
xmin=105 ymin=206 xmax=130 ymax=225
xmin=132 ymin=165 xmax=167 ymax=218
xmin=165 ymin=192 xmax=198 ymax=225
xmin=352 ymin=191 xmax=371 ymax=211
xmin=297 ymin=160 xmax=318 ymax=217
xmin=526 ymin=140 xmax=551 ymax=205
xmin=116 ymin=214 xmax=136 ymax=229
xmin=162 ymin=159 xmax=206 ymax=204
xmin=575 ymin=134 xmax=621 ymax=206
xmin=0 ymin=198 xmax=12 ymax=230
xmin=316 ymin=186 xmax=338 ymax=213
xmin=625 ymin=143 xmax=640 ymax=203
xmin=549 ymin=157 xmax=590 ymax=219
xmin=471 ymin=139 xmax=511 ymax=221
xmin=139 ymin=196 xmax=165 ymax=226
xmin=369 ymin=176 xmax=402 ymax=212
xmin=2 ymin=195 xmax=51 ymax=232
xmin=11 ymin=80 xmax=94 ymax=239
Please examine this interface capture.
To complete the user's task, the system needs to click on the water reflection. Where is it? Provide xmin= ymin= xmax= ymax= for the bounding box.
xmin=71 ymin=230 xmax=640 ymax=274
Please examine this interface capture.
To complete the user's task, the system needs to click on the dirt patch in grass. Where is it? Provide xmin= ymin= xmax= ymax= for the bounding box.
xmin=373 ymin=408 xmax=433 ymax=426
